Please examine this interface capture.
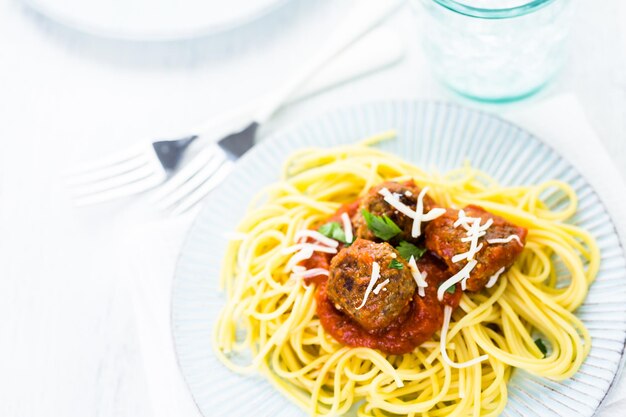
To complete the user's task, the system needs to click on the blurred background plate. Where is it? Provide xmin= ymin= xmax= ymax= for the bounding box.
xmin=171 ymin=100 xmax=626 ymax=417
xmin=22 ymin=0 xmax=291 ymax=40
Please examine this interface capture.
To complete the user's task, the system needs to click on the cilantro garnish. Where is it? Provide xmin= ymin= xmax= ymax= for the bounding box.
xmin=395 ymin=241 xmax=426 ymax=261
xmin=445 ymin=285 xmax=456 ymax=294
xmin=388 ymin=259 xmax=404 ymax=270
xmin=535 ymin=338 xmax=547 ymax=357
xmin=361 ymin=209 xmax=401 ymax=241
xmin=318 ymin=222 xmax=350 ymax=244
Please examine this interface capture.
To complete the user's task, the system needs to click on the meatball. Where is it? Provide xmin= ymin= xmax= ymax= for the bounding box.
xmin=317 ymin=253 xmax=453 ymax=354
xmin=327 ymin=238 xmax=416 ymax=332
xmin=352 ymin=181 xmax=436 ymax=243
xmin=424 ymin=205 xmax=527 ymax=291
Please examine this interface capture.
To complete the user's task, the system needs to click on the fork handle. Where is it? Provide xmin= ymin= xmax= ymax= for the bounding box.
xmin=253 ymin=0 xmax=403 ymax=124
xmin=189 ymin=6 xmax=404 ymax=146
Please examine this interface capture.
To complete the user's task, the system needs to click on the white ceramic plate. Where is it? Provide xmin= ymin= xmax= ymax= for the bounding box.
xmin=23 ymin=0 xmax=290 ymax=41
xmin=171 ymin=101 xmax=626 ymax=417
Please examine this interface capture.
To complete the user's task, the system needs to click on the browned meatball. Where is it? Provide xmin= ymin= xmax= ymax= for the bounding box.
xmin=327 ymin=238 xmax=416 ymax=332
xmin=352 ymin=180 xmax=436 ymax=243
xmin=424 ymin=205 xmax=527 ymax=291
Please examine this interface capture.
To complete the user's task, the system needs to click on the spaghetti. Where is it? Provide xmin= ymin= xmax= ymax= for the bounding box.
xmin=213 ymin=138 xmax=598 ymax=417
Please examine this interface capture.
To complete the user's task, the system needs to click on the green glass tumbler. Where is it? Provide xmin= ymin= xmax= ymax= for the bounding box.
xmin=418 ymin=0 xmax=573 ymax=102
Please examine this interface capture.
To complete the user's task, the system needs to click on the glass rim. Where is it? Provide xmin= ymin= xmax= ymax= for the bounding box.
xmin=428 ymin=0 xmax=556 ymax=19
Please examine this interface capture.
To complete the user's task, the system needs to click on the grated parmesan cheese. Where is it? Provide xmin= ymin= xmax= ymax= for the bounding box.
xmin=485 ymin=267 xmax=505 ymax=288
xmin=487 ymin=234 xmax=522 ymax=246
xmin=378 ymin=187 xmax=415 ymax=217
xmin=451 ymin=243 xmax=483 ymax=264
xmin=294 ymin=229 xmax=339 ymax=248
xmin=340 ymin=212 xmax=353 ymax=244
xmin=281 ymin=243 xmax=337 ymax=255
xmin=292 ymin=268 xmax=330 ymax=279
xmin=408 ymin=255 xmax=428 ymax=297
xmin=453 ymin=209 xmax=467 ymax=228
xmin=451 ymin=211 xmax=493 ymax=264
xmin=412 ymin=187 xmax=446 ymax=238
xmin=373 ymin=278 xmax=390 ymax=295
xmin=355 ymin=262 xmax=381 ymax=310
xmin=284 ymin=247 xmax=315 ymax=272
xmin=284 ymin=229 xmax=341 ymax=281
xmin=440 ymin=306 xmax=489 ymax=368
xmin=437 ymin=260 xmax=478 ymax=301
xmin=378 ymin=186 xmax=445 ymax=239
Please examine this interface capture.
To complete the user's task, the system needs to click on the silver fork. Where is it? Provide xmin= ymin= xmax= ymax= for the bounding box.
xmin=66 ymin=135 xmax=197 ymax=206
xmin=66 ymin=0 xmax=402 ymax=210
xmin=150 ymin=123 xmax=257 ymax=215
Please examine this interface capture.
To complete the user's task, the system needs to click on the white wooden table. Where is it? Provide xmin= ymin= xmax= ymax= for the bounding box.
xmin=0 ymin=1 xmax=624 ymax=416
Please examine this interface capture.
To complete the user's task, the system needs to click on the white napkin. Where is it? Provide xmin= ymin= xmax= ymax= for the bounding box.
xmin=121 ymin=211 xmax=201 ymax=417
xmin=127 ymin=94 xmax=626 ymax=417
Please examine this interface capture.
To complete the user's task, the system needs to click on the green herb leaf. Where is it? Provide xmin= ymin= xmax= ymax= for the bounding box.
xmin=388 ymin=259 xmax=404 ymax=270
xmin=361 ymin=209 xmax=402 ymax=241
xmin=318 ymin=222 xmax=349 ymax=244
xmin=395 ymin=241 xmax=426 ymax=261
xmin=535 ymin=338 xmax=548 ymax=357
xmin=445 ymin=285 xmax=456 ymax=294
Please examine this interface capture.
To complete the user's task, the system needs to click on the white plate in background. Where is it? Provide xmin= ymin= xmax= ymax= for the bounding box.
xmin=23 ymin=0 xmax=290 ymax=40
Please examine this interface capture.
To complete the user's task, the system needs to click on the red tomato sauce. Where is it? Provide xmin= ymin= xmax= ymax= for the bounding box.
xmin=301 ymin=200 xmax=462 ymax=355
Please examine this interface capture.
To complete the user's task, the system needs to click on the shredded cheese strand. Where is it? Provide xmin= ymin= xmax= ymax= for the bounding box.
xmin=340 ymin=212 xmax=353 ymax=244
xmin=451 ymin=242 xmax=483 ymax=264
xmin=284 ymin=247 xmax=314 ymax=272
xmin=487 ymin=234 xmax=522 ymax=246
xmin=451 ymin=212 xmax=493 ymax=263
xmin=281 ymin=243 xmax=337 ymax=255
xmin=485 ymin=267 xmax=506 ymax=288
xmin=294 ymin=229 xmax=339 ymax=248
xmin=408 ymin=255 xmax=428 ymax=298
xmin=355 ymin=262 xmax=381 ymax=310
xmin=411 ymin=188 xmax=426 ymax=237
xmin=437 ymin=260 xmax=478 ymax=301
xmin=292 ymin=268 xmax=330 ymax=279
xmin=378 ymin=186 xmax=445 ymax=239
xmin=453 ymin=209 xmax=467 ymax=228
xmin=411 ymin=187 xmax=445 ymax=238
xmin=378 ymin=187 xmax=415 ymax=217
xmin=440 ymin=306 xmax=489 ymax=369
xmin=373 ymin=278 xmax=390 ymax=295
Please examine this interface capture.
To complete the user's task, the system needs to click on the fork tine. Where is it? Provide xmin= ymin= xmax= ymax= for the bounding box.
xmin=66 ymin=153 xmax=151 ymax=187
xmin=154 ymin=150 xmax=227 ymax=211
xmin=149 ymin=145 xmax=219 ymax=204
xmin=69 ymin=142 xmax=167 ymax=206
xmin=66 ymin=143 xmax=149 ymax=175
xmin=73 ymin=171 xmax=166 ymax=206
xmin=70 ymin=163 xmax=158 ymax=197
xmin=170 ymin=159 xmax=234 ymax=216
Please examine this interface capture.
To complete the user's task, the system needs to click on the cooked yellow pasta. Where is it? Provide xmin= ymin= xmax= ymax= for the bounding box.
xmin=213 ymin=136 xmax=598 ymax=417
